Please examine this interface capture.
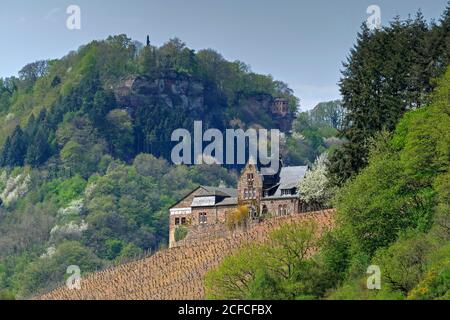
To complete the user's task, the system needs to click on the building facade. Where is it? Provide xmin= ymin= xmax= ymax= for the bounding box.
xmin=168 ymin=160 xmax=308 ymax=247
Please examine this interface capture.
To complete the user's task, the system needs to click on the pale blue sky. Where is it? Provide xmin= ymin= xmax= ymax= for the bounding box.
xmin=0 ymin=0 xmax=447 ymax=110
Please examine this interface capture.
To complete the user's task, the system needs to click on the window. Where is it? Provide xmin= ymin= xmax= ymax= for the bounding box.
xmin=278 ymin=205 xmax=283 ymax=216
xmin=281 ymin=189 xmax=293 ymax=196
xmin=244 ymin=189 xmax=248 ymax=199
xmin=181 ymin=217 xmax=187 ymax=225
xmin=175 ymin=218 xmax=180 ymax=225
xmin=199 ymin=212 xmax=207 ymax=224
xmin=283 ymin=205 xmax=288 ymax=216
xmin=247 ymin=173 xmax=254 ymax=188
xmin=262 ymin=205 xmax=268 ymax=215
xmin=252 ymin=188 xmax=256 ymax=199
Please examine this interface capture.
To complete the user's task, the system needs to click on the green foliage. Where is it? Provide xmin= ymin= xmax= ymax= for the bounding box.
xmin=207 ymin=65 xmax=450 ymax=301
xmin=205 ymin=244 xmax=266 ymax=300
xmin=308 ymin=100 xmax=345 ymax=130
xmin=105 ymin=109 xmax=134 ymax=160
xmin=408 ymin=243 xmax=450 ymax=300
xmin=326 ymin=277 xmax=405 ymax=300
xmin=174 ymin=226 xmax=188 ymax=242
xmin=41 ymin=175 xmax=87 ymax=207
xmin=18 ymin=241 xmax=103 ymax=298
xmin=0 ymin=126 xmax=27 ymax=167
xmin=114 ymin=243 xmax=144 ymax=263
xmin=206 ymin=221 xmax=330 ymax=300
xmin=133 ymin=153 xmax=170 ymax=178
xmin=0 ymin=78 xmax=14 ymax=115
xmin=0 ymin=290 xmax=15 ymax=300
xmin=329 ymin=12 xmax=450 ymax=185
xmin=372 ymin=231 xmax=431 ymax=295
xmin=335 ymin=62 xmax=449 ymax=256
xmin=284 ymin=103 xmax=342 ymax=166
xmin=322 ymin=66 xmax=450 ymax=300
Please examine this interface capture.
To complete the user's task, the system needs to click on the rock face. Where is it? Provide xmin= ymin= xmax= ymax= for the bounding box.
xmin=115 ymin=72 xmax=206 ymax=116
xmin=236 ymin=93 xmax=295 ymax=132
xmin=115 ymin=71 xmax=295 ymax=133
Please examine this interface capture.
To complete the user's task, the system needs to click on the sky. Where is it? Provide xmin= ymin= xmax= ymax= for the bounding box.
xmin=0 ymin=0 xmax=447 ymax=110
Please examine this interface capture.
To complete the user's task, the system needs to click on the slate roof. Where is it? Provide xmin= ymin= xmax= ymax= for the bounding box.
xmin=200 ymin=186 xmax=237 ymax=198
xmin=266 ymin=166 xmax=308 ymax=198
xmin=169 ymin=185 xmax=236 ymax=209
xmin=215 ymin=197 xmax=238 ymax=206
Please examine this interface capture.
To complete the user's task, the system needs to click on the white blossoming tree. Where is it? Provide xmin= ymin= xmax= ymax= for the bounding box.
xmin=298 ymin=153 xmax=334 ymax=210
xmin=0 ymin=172 xmax=31 ymax=207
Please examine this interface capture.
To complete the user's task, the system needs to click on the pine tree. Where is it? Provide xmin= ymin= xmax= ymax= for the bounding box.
xmin=329 ymin=10 xmax=449 ymax=186
xmin=25 ymin=127 xmax=51 ymax=167
xmin=2 ymin=126 xmax=28 ymax=167
xmin=0 ymin=136 xmax=11 ymax=166
xmin=25 ymin=114 xmax=37 ymax=137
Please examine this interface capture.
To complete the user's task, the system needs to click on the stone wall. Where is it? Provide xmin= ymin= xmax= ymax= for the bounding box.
xmin=261 ymin=197 xmax=300 ymax=217
xmin=191 ymin=205 xmax=234 ymax=226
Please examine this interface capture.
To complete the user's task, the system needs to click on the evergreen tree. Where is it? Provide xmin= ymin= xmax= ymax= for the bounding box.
xmin=329 ymin=12 xmax=449 ymax=185
xmin=25 ymin=127 xmax=51 ymax=167
xmin=25 ymin=114 xmax=37 ymax=137
xmin=0 ymin=136 xmax=11 ymax=166
xmin=90 ymin=90 xmax=117 ymax=132
xmin=2 ymin=126 xmax=28 ymax=167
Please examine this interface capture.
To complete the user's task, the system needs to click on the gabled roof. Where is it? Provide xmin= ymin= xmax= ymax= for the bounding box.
xmin=169 ymin=186 xmax=203 ymax=209
xmin=269 ymin=166 xmax=308 ymax=197
xmin=279 ymin=166 xmax=308 ymax=189
xmin=169 ymin=185 xmax=237 ymax=209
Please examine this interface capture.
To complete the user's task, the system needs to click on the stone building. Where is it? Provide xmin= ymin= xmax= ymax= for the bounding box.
xmin=168 ymin=160 xmax=308 ymax=247
xmin=271 ymin=98 xmax=289 ymax=116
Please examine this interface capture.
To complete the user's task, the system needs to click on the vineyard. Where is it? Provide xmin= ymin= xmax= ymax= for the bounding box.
xmin=37 ymin=210 xmax=334 ymax=300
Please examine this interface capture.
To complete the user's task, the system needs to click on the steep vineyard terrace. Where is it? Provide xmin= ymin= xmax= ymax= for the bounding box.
xmin=37 ymin=210 xmax=334 ymax=300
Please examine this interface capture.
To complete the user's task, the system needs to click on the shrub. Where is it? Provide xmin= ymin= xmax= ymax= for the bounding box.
xmin=174 ymin=226 xmax=188 ymax=242
xmin=206 ymin=221 xmax=326 ymax=300
xmin=225 ymin=206 xmax=249 ymax=230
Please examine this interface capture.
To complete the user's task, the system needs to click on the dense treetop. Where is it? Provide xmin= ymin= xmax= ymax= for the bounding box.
xmin=329 ymin=8 xmax=450 ymax=185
